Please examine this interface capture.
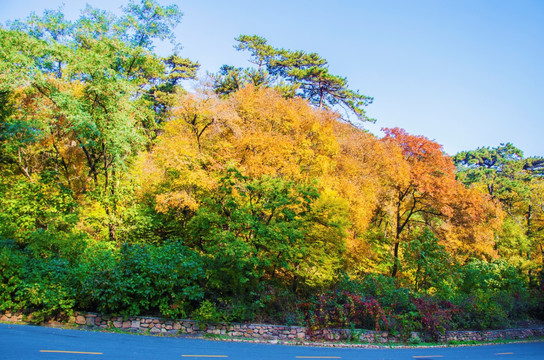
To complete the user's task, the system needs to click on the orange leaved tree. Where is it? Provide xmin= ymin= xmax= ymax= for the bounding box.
xmin=375 ymin=128 xmax=500 ymax=278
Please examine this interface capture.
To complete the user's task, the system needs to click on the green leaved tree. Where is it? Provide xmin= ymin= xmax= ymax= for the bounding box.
xmin=0 ymin=0 xmax=198 ymax=243
xmin=454 ymin=144 xmax=544 ymax=285
xmin=212 ymin=34 xmax=374 ymax=123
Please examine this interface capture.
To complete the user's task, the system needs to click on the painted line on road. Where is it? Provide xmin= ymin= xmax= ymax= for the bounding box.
xmin=412 ymin=356 xmax=444 ymax=359
xmin=296 ymin=357 xmax=341 ymax=359
xmin=40 ymin=350 xmax=103 ymax=355
xmin=181 ymin=356 xmax=228 ymax=358
xmin=494 ymin=353 xmax=514 ymax=356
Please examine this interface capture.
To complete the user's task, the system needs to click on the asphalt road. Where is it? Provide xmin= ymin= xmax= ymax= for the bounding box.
xmin=1 ymin=323 xmax=543 ymax=360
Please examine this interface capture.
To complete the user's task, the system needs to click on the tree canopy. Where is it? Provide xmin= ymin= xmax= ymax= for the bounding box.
xmin=1 ymin=0 xmax=542 ymax=336
xmin=211 ymin=35 xmax=374 ymax=124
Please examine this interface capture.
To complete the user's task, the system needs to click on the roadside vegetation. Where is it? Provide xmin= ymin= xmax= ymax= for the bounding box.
xmin=1 ymin=0 xmax=543 ymax=342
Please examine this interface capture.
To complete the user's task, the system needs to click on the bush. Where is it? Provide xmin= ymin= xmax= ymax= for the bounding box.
xmin=356 ymin=274 xmax=413 ymax=314
xmin=16 ymin=281 xmax=75 ymax=324
xmin=255 ymin=286 xmax=305 ymax=325
xmin=2 ymin=230 xmax=541 ymax=334
xmin=450 ymin=260 xmax=533 ymax=330
xmin=0 ymin=240 xmax=26 ymax=312
xmin=0 ymin=237 xmax=206 ymax=321
xmin=412 ymin=296 xmax=458 ymax=341
xmin=74 ymin=241 xmax=205 ymax=318
xmin=0 ymin=241 xmax=76 ymax=323
xmin=301 ymin=289 xmax=388 ymax=334
xmin=192 ymin=300 xmax=223 ymax=323
xmin=528 ymin=288 xmax=544 ymax=321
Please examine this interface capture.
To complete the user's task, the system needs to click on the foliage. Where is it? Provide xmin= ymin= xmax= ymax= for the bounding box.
xmin=212 ymin=35 xmax=374 ymax=123
xmin=448 ymin=259 xmax=533 ymax=330
xmin=402 ymin=229 xmax=454 ymax=294
xmin=0 ymin=239 xmax=76 ymax=323
xmin=370 ymin=128 xmax=500 ymax=278
xmin=74 ymin=241 xmax=205 ymax=318
xmin=1 ymin=1 xmax=543 ymax=338
xmin=0 ymin=238 xmax=205 ymax=321
xmin=412 ymin=296 xmax=458 ymax=341
xmin=0 ymin=0 xmax=198 ymax=243
xmin=187 ymin=168 xmax=347 ymax=298
xmin=301 ymin=289 xmax=388 ymax=334
xmin=0 ymin=240 xmax=26 ymax=312
xmin=352 ymin=274 xmax=413 ymax=312
xmin=454 ymin=144 xmax=544 ymax=285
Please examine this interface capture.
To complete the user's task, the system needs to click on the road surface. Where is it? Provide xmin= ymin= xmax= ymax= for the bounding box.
xmin=1 ymin=323 xmax=543 ymax=359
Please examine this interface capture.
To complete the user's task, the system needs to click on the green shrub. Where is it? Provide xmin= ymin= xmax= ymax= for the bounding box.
xmin=450 ymin=259 xmax=532 ymax=330
xmin=389 ymin=310 xmax=420 ymax=342
xmin=193 ymin=300 xmax=223 ymax=323
xmin=74 ymin=241 xmax=205 ymax=318
xmin=0 ymin=242 xmax=76 ymax=323
xmin=0 ymin=240 xmax=26 ymax=312
xmin=357 ymin=274 xmax=413 ymax=313
xmin=16 ymin=282 xmax=75 ymax=324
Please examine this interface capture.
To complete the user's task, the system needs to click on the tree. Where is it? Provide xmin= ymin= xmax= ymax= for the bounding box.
xmin=271 ymin=49 xmax=373 ymax=123
xmin=120 ymin=0 xmax=182 ymax=50
xmin=145 ymin=54 xmax=200 ymax=137
xmin=210 ymin=65 xmax=269 ymax=97
xmin=212 ymin=35 xmax=374 ymax=123
xmin=234 ymin=35 xmax=276 ymax=70
xmin=0 ymin=1 xmax=197 ymax=242
xmin=138 ymin=85 xmax=341 ymax=239
xmin=327 ymin=121 xmax=406 ymax=275
xmin=187 ymin=168 xmax=347 ymax=297
xmin=375 ymin=128 xmax=500 ymax=277
xmin=403 ymin=228 xmax=452 ymax=293
xmin=454 ymin=144 xmax=544 ymax=284
xmin=377 ymin=128 xmax=457 ymax=277
xmin=528 ymin=178 xmax=544 ymax=286
xmin=453 ymin=143 xmax=542 ymax=211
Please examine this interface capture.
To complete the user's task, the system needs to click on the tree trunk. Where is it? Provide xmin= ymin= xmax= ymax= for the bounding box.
xmin=108 ymin=222 xmax=116 ymax=243
xmin=391 ymin=241 xmax=400 ymax=278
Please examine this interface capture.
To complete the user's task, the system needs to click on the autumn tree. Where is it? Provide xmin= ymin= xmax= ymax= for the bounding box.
xmin=136 ymin=86 xmax=351 ymax=300
xmin=326 ymin=122 xmax=406 ymax=274
xmin=528 ymin=178 xmax=544 ymax=285
xmin=373 ymin=128 xmax=500 ymax=278
xmin=138 ymin=86 xmax=342 ymax=238
xmin=0 ymin=0 xmax=198 ymax=242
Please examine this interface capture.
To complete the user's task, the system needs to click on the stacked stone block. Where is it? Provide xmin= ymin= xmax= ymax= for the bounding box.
xmin=1 ymin=311 xmax=543 ymax=343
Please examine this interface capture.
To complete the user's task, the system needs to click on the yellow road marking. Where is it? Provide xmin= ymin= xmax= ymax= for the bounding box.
xmin=40 ymin=350 xmax=102 ymax=355
xmin=495 ymin=353 xmax=514 ymax=356
xmin=296 ymin=357 xmax=341 ymax=359
xmin=181 ymin=356 xmax=228 ymax=358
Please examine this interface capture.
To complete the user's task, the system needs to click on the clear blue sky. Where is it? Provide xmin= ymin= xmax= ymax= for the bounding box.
xmin=2 ymin=0 xmax=543 ymax=157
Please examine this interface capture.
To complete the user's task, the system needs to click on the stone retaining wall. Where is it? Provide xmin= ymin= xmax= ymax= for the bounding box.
xmin=1 ymin=311 xmax=543 ymax=344
xmin=438 ymin=328 xmax=544 ymax=342
xmin=0 ymin=311 xmax=308 ymax=340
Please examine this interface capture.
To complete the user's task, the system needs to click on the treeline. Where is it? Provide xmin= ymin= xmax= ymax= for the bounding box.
xmin=0 ymin=1 xmax=543 ymax=340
